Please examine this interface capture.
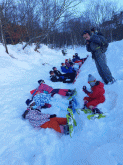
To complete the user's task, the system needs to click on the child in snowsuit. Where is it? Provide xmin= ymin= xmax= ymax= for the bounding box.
xmin=83 ymin=74 xmax=105 ymax=114
xmin=65 ymin=59 xmax=71 ymax=68
xmin=30 ymin=79 xmax=74 ymax=97
xmin=53 ymin=67 xmax=76 ymax=83
xmin=49 ymin=70 xmax=73 ymax=83
xmin=72 ymin=54 xmax=89 ymax=64
xmin=68 ymin=58 xmax=74 ymax=66
xmin=22 ymin=109 xmax=69 ymax=134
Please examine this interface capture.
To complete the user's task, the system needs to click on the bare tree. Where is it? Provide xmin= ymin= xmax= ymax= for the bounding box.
xmin=22 ymin=0 xmax=83 ymax=50
xmin=0 ymin=4 xmax=9 ymax=54
xmin=85 ymin=0 xmax=119 ymax=26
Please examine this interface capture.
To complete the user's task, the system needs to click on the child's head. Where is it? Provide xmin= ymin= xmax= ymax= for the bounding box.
xmin=52 ymin=67 xmax=57 ymax=70
xmin=61 ymin=63 xmax=65 ymax=66
xmin=88 ymin=74 xmax=96 ymax=87
xmin=73 ymin=55 xmax=75 ymax=58
xmin=65 ymin=59 xmax=68 ymax=62
xmin=75 ymin=53 xmax=78 ymax=56
xmin=38 ymin=79 xmax=45 ymax=85
xmin=49 ymin=70 xmax=54 ymax=75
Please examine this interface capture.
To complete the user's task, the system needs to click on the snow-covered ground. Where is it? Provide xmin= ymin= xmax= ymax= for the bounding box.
xmin=0 ymin=41 xmax=123 ymax=165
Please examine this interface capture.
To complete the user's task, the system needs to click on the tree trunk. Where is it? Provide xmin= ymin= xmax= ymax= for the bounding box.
xmin=0 ymin=5 xmax=9 ymax=54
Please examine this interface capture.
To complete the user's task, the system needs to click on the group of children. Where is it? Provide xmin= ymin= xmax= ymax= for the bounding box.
xmin=22 ymin=53 xmax=106 ymax=135
xmin=22 ymin=80 xmax=76 ymax=135
xmin=49 ymin=53 xmax=88 ymax=83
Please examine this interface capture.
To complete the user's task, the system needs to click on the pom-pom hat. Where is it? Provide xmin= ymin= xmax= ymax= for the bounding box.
xmin=88 ymin=74 xmax=96 ymax=86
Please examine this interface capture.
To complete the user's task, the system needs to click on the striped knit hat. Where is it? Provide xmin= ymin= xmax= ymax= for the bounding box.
xmin=88 ymin=74 xmax=96 ymax=86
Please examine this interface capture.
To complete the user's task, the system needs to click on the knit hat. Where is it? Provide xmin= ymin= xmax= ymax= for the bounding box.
xmin=91 ymin=28 xmax=95 ymax=32
xmin=52 ymin=67 xmax=56 ymax=70
xmin=82 ymin=30 xmax=91 ymax=36
xmin=26 ymin=99 xmax=35 ymax=106
xmin=88 ymin=74 xmax=96 ymax=86
xmin=49 ymin=70 xmax=54 ymax=74
xmin=38 ymin=79 xmax=45 ymax=85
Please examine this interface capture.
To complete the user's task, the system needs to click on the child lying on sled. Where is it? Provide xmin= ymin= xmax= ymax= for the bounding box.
xmin=30 ymin=79 xmax=74 ymax=97
xmin=22 ymin=108 xmax=69 ymax=135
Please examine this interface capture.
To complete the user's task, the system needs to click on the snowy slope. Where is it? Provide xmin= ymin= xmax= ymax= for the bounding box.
xmin=0 ymin=41 xmax=123 ymax=165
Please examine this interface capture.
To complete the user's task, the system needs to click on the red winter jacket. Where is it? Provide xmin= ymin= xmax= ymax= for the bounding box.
xmin=30 ymin=83 xmax=53 ymax=96
xmin=84 ymin=81 xmax=105 ymax=107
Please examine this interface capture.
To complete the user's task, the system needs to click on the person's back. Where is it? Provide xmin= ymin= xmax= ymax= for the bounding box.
xmin=61 ymin=65 xmax=69 ymax=73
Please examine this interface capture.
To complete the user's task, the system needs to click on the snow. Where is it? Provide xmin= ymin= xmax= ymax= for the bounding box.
xmin=0 ymin=40 xmax=123 ymax=165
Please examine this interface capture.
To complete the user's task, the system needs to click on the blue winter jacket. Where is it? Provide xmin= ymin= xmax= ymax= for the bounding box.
xmin=61 ymin=66 xmax=73 ymax=73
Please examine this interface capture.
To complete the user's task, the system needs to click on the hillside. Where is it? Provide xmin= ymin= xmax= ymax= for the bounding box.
xmin=0 ymin=41 xmax=123 ymax=165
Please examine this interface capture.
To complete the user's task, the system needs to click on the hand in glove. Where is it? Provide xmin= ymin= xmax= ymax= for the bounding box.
xmin=83 ymin=86 xmax=90 ymax=95
xmin=50 ymin=114 xmax=56 ymax=118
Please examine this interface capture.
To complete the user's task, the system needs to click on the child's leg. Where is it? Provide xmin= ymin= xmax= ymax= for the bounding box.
xmin=52 ymin=117 xmax=67 ymax=125
xmin=41 ymin=117 xmax=67 ymax=133
xmin=50 ymin=89 xmax=60 ymax=97
xmin=58 ymin=89 xmax=69 ymax=96
xmin=86 ymin=99 xmax=99 ymax=108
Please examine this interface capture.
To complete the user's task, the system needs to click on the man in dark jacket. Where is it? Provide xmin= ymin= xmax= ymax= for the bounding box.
xmin=82 ymin=30 xmax=115 ymax=84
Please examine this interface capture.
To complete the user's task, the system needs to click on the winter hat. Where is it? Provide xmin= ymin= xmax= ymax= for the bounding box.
xmin=88 ymin=74 xmax=96 ymax=86
xmin=82 ymin=30 xmax=91 ymax=36
xmin=52 ymin=67 xmax=56 ymax=70
xmin=65 ymin=59 xmax=68 ymax=62
xmin=91 ymin=28 xmax=95 ymax=32
xmin=26 ymin=99 xmax=35 ymax=106
xmin=38 ymin=79 xmax=45 ymax=84
xmin=75 ymin=53 xmax=78 ymax=56
xmin=61 ymin=63 xmax=65 ymax=66
xmin=49 ymin=70 xmax=54 ymax=74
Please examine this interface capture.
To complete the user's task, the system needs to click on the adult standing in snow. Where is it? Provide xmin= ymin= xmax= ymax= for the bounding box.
xmin=82 ymin=30 xmax=115 ymax=84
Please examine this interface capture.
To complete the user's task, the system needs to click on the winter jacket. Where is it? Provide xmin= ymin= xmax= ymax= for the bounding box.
xmin=30 ymin=83 xmax=53 ymax=96
xmin=65 ymin=61 xmax=71 ymax=68
xmin=84 ymin=81 xmax=105 ymax=107
xmin=86 ymin=34 xmax=108 ymax=59
xmin=25 ymin=109 xmax=50 ymax=127
xmin=54 ymin=70 xmax=62 ymax=77
xmin=61 ymin=66 xmax=74 ymax=73
xmin=33 ymin=93 xmax=51 ymax=107
xmin=72 ymin=56 xmax=80 ymax=62
xmin=50 ymin=75 xmax=63 ymax=82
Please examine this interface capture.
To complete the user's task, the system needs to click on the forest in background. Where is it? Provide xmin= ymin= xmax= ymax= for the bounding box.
xmin=0 ymin=0 xmax=123 ymax=51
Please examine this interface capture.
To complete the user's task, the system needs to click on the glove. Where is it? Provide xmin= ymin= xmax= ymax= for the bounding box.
xmin=50 ymin=114 xmax=56 ymax=118
xmin=83 ymin=86 xmax=90 ymax=95
xmin=43 ymin=90 xmax=48 ymax=94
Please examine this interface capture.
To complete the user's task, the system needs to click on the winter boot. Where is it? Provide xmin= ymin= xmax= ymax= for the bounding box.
xmin=66 ymin=90 xmax=73 ymax=96
xmin=92 ymin=108 xmax=103 ymax=114
xmin=63 ymin=124 xmax=69 ymax=135
xmin=82 ymin=101 xmax=88 ymax=109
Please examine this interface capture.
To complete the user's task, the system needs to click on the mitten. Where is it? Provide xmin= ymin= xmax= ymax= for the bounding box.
xmin=83 ymin=86 xmax=90 ymax=95
xmin=43 ymin=90 xmax=48 ymax=94
xmin=50 ymin=114 xmax=56 ymax=118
